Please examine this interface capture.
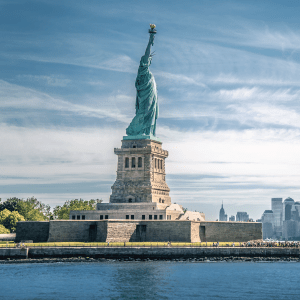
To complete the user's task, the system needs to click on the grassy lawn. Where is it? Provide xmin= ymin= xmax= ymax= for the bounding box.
xmin=0 ymin=241 xmax=245 ymax=247
xmin=0 ymin=241 xmax=15 ymax=246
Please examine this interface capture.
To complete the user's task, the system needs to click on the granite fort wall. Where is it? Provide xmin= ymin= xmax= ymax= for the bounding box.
xmin=16 ymin=220 xmax=262 ymax=243
xmin=200 ymin=222 xmax=262 ymax=242
xmin=105 ymin=221 xmax=192 ymax=242
xmin=16 ymin=221 xmax=50 ymax=243
xmin=47 ymin=221 xmax=108 ymax=242
xmin=47 ymin=220 xmax=193 ymax=243
xmin=106 ymin=221 xmax=137 ymax=242
xmin=191 ymin=222 xmax=201 ymax=243
xmin=142 ymin=221 xmax=192 ymax=242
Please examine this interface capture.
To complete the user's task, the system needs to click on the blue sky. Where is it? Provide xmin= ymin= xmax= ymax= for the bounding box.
xmin=1 ymin=0 xmax=300 ymax=220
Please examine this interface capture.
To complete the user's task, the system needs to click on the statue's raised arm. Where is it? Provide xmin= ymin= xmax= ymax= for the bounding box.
xmin=125 ymin=25 xmax=159 ymax=139
xmin=144 ymin=33 xmax=155 ymax=58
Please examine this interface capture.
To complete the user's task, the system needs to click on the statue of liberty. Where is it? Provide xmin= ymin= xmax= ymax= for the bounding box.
xmin=125 ymin=25 xmax=159 ymax=139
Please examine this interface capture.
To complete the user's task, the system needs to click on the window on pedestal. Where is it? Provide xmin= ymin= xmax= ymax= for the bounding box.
xmin=100 ymin=215 xmax=103 ymax=220
xmin=126 ymin=215 xmax=129 ymax=219
xmin=72 ymin=215 xmax=75 ymax=220
xmin=154 ymin=215 xmax=157 ymax=220
xmin=155 ymin=158 xmax=157 ymax=169
xmin=125 ymin=157 xmax=129 ymax=168
xmin=142 ymin=215 xmax=145 ymax=220
xmin=82 ymin=215 xmax=85 ymax=220
xmin=138 ymin=157 xmax=142 ymax=168
xmin=77 ymin=215 xmax=80 ymax=220
xmin=105 ymin=215 xmax=108 ymax=219
xmin=149 ymin=215 xmax=152 ymax=220
xmin=132 ymin=157 xmax=136 ymax=168
xmin=159 ymin=198 xmax=161 ymax=203
xmin=159 ymin=215 xmax=163 ymax=220
xmin=131 ymin=215 xmax=134 ymax=220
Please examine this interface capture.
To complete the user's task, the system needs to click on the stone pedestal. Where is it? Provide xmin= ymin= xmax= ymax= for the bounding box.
xmin=110 ymin=138 xmax=171 ymax=208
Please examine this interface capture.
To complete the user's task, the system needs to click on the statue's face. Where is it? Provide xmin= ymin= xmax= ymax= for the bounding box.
xmin=148 ymin=57 xmax=152 ymax=65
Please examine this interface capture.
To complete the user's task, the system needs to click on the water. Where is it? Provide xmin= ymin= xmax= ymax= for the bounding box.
xmin=1 ymin=261 xmax=300 ymax=299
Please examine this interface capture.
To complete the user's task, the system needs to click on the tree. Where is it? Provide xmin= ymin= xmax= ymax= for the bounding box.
xmin=53 ymin=199 xmax=102 ymax=220
xmin=16 ymin=197 xmax=51 ymax=221
xmin=0 ymin=224 xmax=10 ymax=234
xmin=0 ymin=209 xmax=11 ymax=223
xmin=0 ymin=209 xmax=25 ymax=232
xmin=0 ymin=197 xmax=20 ymax=212
xmin=0 ymin=197 xmax=51 ymax=221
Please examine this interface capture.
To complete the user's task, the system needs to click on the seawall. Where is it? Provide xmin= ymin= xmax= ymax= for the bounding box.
xmin=1 ymin=247 xmax=300 ymax=260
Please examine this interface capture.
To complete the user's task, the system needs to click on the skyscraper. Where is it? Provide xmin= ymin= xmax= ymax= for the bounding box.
xmin=219 ymin=202 xmax=228 ymax=221
xmin=271 ymin=198 xmax=282 ymax=238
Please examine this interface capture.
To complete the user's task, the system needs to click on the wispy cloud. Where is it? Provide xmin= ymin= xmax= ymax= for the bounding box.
xmin=230 ymin=102 xmax=300 ymax=128
xmin=0 ymin=80 xmax=131 ymax=123
xmin=0 ymin=124 xmax=123 ymax=185
xmin=157 ymin=71 xmax=206 ymax=88
xmin=211 ymin=74 xmax=300 ymax=87
xmin=218 ymin=24 xmax=300 ymax=51
xmin=17 ymin=75 xmax=72 ymax=87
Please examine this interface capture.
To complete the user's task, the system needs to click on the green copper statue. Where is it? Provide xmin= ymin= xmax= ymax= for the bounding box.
xmin=125 ymin=25 xmax=159 ymax=139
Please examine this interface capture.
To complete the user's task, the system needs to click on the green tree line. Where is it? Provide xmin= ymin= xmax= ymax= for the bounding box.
xmin=0 ymin=197 xmax=102 ymax=233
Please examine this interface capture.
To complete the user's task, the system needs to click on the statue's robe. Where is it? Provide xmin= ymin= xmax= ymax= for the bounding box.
xmin=126 ymin=55 xmax=158 ymax=136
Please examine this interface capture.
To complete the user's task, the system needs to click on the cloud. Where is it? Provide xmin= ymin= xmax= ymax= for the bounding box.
xmin=17 ymin=75 xmax=72 ymax=87
xmin=234 ymin=87 xmax=300 ymax=103
xmin=156 ymin=35 xmax=300 ymax=91
xmin=161 ymin=126 xmax=300 ymax=182
xmin=230 ymin=102 xmax=300 ymax=128
xmin=223 ymin=25 xmax=300 ymax=51
xmin=8 ymin=51 xmax=137 ymax=74
xmin=2 ymin=122 xmax=299 ymax=191
xmin=0 ymin=124 xmax=123 ymax=186
xmin=157 ymin=71 xmax=206 ymax=88
xmin=211 ymin=74 xmax=300 ymax=87
xmin=0 ymin=80 xmax=131 ymax=124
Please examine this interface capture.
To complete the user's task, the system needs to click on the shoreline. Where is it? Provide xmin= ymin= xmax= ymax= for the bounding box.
xmin=1 ymin=256 xmax=300 ymax=264
xmin=1 ymin=246 xmax=300 ymax=261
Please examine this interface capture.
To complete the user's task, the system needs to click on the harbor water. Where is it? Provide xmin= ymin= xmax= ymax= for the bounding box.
xmin=1 ymin=260 xmax=300 ymax=299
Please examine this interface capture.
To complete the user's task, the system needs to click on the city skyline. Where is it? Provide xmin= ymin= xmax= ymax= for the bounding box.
xmin=1 ymin=0 xmax=300 ymax=220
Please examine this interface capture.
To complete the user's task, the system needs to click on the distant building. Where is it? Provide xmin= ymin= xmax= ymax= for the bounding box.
xmin=229 ymin=215 xmax=235 ymax=222
xmin=261 ymin=210 xmax=274 ymax=239
xmin=283 ymin=197 xmax=294 ymax=221
xmin=271 ymin=198 xmax=283 ymax=238
xmin=236 ymin=212 xmax=249 ymax=222
xmin=261 ymin=197 xmax=300 ymax=240
xmin=219 ymin=203 xmax=228 ymax=221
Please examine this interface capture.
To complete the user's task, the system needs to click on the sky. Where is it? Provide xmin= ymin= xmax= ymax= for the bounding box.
xmin=1 ymin=0 xmax=300 ymax=220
